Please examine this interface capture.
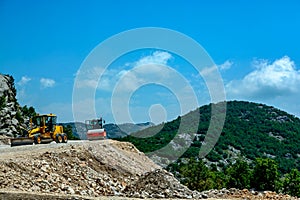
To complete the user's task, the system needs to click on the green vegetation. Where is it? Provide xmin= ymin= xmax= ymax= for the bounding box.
xmin=21 ymin=105 xmax=36 ymax=119
xmin=63 ymin=124 xmax=80 ymax=140
xmin=119 ymin=101 xmax=300 ymax=173
xmin=282 ymin=168 xmax=300 ymax=197
xmin=168 ymin=158 xmax=300 ymax=196
xmin=15 ymin=105 xmax=37 ymax=124
xmin=117 ymin=101 xmax=300 ymax=196
xmin=15 ymin=111 xmax=24 ymax=124
xmin=225 ymin=160 xmax=251 ymax=189
xmin=251 ymin=158 xmax=279 ymax=191
xmin=179 ymin=158 xmax=214 ymax=191
xmin=0 ymin=96 xmax=6 ymax=109
xmin=118 ymin=118 xmax=180 ymax=153
xmin=8 ymin=75 xmax=17 ymax=96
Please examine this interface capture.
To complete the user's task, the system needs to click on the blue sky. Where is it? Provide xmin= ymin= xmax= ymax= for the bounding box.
xmin=1 ymin=0 xmax=300 ymax=123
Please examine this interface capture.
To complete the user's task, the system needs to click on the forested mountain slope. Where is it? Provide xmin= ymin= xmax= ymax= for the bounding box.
xmin=119 ymin=101 xmax=300 ymax=173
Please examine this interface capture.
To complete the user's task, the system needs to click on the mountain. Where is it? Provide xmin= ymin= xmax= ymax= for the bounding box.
xmin=60 ymin=122 xmax=87 ymax=139
xmin=118 ymin=101 xmax=300 ymax=174
xmin=104 ymin=123 xmax=127 ymax=138
xmin=117 ymin=122 xmax=154 ymax=134
xmin=61 ymin=121 xmax=154 ymax=139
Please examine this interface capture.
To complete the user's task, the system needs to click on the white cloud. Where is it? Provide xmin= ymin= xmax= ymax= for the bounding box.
xmin=16 ymin=76 xmax=32 ymax=102
xmin=226 ymin=56 xmax=300 ymax=99
xmin=40 ymin=78 xmax=55 ymax=88
xmin=134 ymin=51 xmax=172 ymax=66
xmin=74 ymin=51 xmax=173 ymax=91
xmin=83 ymin=51 xmax=174 ymax=92
xmin=200 ymin=66 xmax=217 ymax=76
xmin=73 ymin=51 xmax=199 ymax=123
xmin=17 ymin=76 xmax=31 ymax=86
xmin=219 ymin=60 xmax=233 ymax=71
xmin=121 ymin=51 xmax=172 ymax=78
xmin=74 ymin=67 xmax=103 ymax=89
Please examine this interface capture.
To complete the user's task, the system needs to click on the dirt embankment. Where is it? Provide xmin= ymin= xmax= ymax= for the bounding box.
xmin=0 ymin=140 xmax=200 ymax=199
xmin=0 ymin=140 xmax=298 ymax=200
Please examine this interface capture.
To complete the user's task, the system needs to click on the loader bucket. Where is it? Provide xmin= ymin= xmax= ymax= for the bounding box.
xmin=10 ymin=137 xmax=34 ymax=147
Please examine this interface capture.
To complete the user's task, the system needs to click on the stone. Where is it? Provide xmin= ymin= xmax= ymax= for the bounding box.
xmin=67 ymin=186 xmax=75 ymax=194
xmin=11 ymin=118 xmax=18 ymax=126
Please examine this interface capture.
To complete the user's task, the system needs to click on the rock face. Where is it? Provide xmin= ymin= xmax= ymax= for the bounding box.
xmin=0 ymin=74 xmax=23 ymax=137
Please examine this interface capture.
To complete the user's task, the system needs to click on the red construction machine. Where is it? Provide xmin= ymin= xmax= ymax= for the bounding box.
xmin=85 ymin=117 xmax=106 ymax=140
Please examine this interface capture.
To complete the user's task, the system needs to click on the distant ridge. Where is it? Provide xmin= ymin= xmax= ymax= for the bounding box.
xmin=61 ymin=121 xmax=154 ymax=139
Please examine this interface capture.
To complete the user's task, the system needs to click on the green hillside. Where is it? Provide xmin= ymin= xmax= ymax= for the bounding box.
xmin=118 ymin=101 xmax=300 ymax=173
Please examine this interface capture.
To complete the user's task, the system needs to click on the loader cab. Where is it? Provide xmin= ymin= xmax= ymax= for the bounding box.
xmin=85 ymin=117 xmax=105 ymax=130
xmin=31 ymin=114 xmax=57 ymax=132
xmin=45 ymin=115 xmax=57 ymax=132
xmin=31 ymin=116 xmax=42 ymax=127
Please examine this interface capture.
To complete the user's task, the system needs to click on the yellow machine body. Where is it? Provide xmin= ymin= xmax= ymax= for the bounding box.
xmin=11 ymin=114 xmax=68 ymax=147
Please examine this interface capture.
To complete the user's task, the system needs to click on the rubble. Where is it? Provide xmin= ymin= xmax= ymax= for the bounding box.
xmin=1 ymin=140 xmax=193 ymax=199
xmin=124 ymin=169 xmax=202 ymax=199
xmin=0 ymin=140 xmax=299 ymax=199
xmin=199 ymin=188 xmax=299 ymax=199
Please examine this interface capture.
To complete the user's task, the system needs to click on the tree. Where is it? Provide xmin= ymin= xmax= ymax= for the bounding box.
xmin=226 ymin=160 xmax=251 ymax=189
xmin=251 ymin=158 xmax=279 ymax=191
xmin=282 ymin=169 xmax=300 ymax=197
xmin=21 ymin=105 xmax=36 ymax=119
xmin=179 ymin=158 xmax=214 ymax=191
xmin=0 ymin=96 xmax=6 ymax=109
xmin=63 ymin=125 xmax=79 ymax=140
xmin=211 ymin=171 xmax=227 ymax=189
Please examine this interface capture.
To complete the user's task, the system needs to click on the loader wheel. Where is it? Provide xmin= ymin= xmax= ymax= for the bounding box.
xmin=34 ymin=135 xmax=41 ymax=145
xmin=62 ymin=134 xmax=68 ymax=143
xmin=56 ymin=134 xmax=63 ymax=143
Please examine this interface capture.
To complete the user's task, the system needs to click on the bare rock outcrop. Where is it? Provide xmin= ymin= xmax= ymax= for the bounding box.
xmin=0 ymin=74 xmax=23 ymax=137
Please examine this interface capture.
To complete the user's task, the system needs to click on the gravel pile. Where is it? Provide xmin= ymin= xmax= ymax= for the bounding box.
xmin=0 ymin=140 xmax=200 ymax=199
xmin=1 ymin=140 xmax=298 ymax=200
xmin=124 ymin=169 xmax=201 ymax=199
xmin=0 ymin=145 xmax=132 ymax=197
xmin=200 ymin=188 xmax=299 ymax=199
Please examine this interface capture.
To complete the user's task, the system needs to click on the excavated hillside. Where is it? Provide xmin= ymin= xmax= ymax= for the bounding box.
xmin=0 ymin=140 xmax=297 ymax=200
xmin=0 ymin=140 xmax=204 ymax=199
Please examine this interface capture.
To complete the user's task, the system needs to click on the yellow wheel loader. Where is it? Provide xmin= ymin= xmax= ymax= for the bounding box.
xmin=10 ymin=113 xmax=67 ymax=147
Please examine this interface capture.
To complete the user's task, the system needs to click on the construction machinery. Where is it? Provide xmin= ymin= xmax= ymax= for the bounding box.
xmin=10 ymin=113 xmax=67 ymax=147
xmin=85 ymin=117 xmax=106 ymax=140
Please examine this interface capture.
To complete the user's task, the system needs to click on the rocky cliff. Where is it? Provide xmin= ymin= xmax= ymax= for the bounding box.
xmin=0 ymin=74 xmax=23 ymax=138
